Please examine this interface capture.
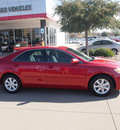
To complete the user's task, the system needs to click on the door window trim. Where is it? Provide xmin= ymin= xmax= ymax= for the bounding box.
xmin=12 ymin=48 xmax=83 ymax=64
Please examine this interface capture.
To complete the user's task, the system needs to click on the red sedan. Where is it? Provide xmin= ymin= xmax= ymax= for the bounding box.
xmin=0 ymin=46 xmax=120 ymax=96
xmin=14 ymin=41 xmax=30 ymax=51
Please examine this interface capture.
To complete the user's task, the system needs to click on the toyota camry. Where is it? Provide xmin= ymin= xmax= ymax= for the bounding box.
xmin=0 ymin=46 xmax=120 ymax=96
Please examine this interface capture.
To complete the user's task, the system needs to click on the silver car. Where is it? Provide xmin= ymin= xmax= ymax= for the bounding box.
xmin=78 ymin=39 xmax=120 ymax=54
xmin=1 ymin=43 xmax=13 ymax=52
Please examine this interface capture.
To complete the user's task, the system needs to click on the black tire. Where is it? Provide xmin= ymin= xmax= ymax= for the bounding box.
xmin=111 ymin=49 xmax=118 ymax=55
xmin=2 ymin=75 xmax=21 ymax=93
xmin=89 ymin=75 xmax=114 ymax=96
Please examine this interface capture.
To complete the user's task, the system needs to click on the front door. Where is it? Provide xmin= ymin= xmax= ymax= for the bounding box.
xmin=46 ymin=49 xmax=86 ymax=89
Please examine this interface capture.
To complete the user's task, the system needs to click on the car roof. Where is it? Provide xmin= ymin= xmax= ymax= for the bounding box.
xmin=89 ymin=38 xmax=115 ymax=44
xmin=22 ymin=46 xmax=68 ymax=51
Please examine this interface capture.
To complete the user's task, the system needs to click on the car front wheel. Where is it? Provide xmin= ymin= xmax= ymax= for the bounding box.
xmin=2 ymin=75 xmax=21 ymax=93
xmin=89 ymin=75 xmax=114 ymax=96
xmin=111 ymin=49 xmax=118 ymax=55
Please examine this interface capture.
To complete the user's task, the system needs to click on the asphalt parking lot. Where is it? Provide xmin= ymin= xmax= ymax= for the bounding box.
xmin=0 ymin=50 xmax=120 ymax=130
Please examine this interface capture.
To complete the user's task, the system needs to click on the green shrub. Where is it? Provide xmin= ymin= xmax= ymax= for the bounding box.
xmin=94 ymin=48 xmax=115 ymax=57
xmin=89 ymin=49 xmax=95 ymax=56
xmin=80 ymin=48 xmax=115 ymax=57
xmin=81 ymin=49 xmax=95 ymax=56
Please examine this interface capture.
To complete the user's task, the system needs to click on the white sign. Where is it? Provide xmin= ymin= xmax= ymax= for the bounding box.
xmin=0 ymin=5 xmax=32 ymax=13
xmin=41 ymin=28 xmax=44 ymax=34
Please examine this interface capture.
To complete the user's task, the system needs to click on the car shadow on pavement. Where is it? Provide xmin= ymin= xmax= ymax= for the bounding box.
xmin=0 ymin=86 xmax=119 ymax=106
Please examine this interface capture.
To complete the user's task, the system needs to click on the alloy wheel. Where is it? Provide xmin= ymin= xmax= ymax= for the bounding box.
xmin=93 ymin=78 xmax=110 ymax=95
xmin=4 ymin=77 xmax=18 ymax=92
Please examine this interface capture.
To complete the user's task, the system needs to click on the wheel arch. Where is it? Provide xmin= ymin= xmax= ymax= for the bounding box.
xmin=111 ymin=48 xmax=118 ymax=53
xmin=1 ymin=73 xmax=22 ymax=85
xmin=111 ymin=48 xmax=118 ymax=51
xmin=88 ymin=73 xmax=116 ymax=89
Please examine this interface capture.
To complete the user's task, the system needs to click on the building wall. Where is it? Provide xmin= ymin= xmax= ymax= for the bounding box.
xmin=0 ymin=0 xmax=46 ymax=18
xmin=0 ymin=19 xmax=41 ymax=30
xmin=0 ymin=0 xmax=66 ymax=46
xmin=46 ymin=0 xmax=56 ymax=16
xmin=56 ymin=28 xmax=65 ymax=46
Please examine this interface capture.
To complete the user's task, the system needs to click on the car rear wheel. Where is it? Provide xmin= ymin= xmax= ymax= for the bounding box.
xmin=2 ymin=75 xmax=21 ymax=93
xmin=89 ymin=75 xmax=114 ymax=96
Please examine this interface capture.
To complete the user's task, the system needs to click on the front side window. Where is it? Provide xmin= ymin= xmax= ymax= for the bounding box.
xmin=46 ymin=49 xmax=73 ymax=63
xmin=13 ymin=49 xmax=46 ymax=62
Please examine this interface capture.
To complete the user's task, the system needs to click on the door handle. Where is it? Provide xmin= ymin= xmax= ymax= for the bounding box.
xmin=48 ymin=65 xmax=54 ymax=69
xmin=14 ymin=63 xmax=19 ymax=67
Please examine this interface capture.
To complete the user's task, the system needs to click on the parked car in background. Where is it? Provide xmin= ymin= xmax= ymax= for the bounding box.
xmin=68 ymin=38 xmax=83 ymax=45
xmin=81 ymin=36 xmax=98 ymax=45
xmin=14 ymin=41 xmax=31 ymax=51
xmin=111 ymin=36 xmax=120 ymax=42
xmin=88 ymin=36 xmax=98 ymax=41
xmin=115 ymin=38 xmax=120 ymax=42
xmin=78 ymin=39 xmax=120 ymax=54
xmin=1 ymin=46 xmax=120 ymax=96
xmin=1 ymin=43 xmax=13 ymax=52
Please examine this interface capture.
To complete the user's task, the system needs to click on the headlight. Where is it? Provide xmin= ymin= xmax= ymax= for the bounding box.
xmin=114 ymin=68 xmax=120 ymax=73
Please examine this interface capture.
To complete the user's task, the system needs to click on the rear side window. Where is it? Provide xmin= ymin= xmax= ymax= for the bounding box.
xmin=102 ymin=40 xmax=113 ymax=45
xmin=13 ymin=49 xmax=46 ymax=62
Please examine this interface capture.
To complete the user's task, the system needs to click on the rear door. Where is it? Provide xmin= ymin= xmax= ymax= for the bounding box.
xmin=101 ymin=40 xmax=114 ymax=49
xmin=11 ymin=49 xmax=46 ymax=87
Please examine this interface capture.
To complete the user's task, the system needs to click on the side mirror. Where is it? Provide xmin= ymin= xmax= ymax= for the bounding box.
xmin=71 ymin=58 xmax=79 ymax=64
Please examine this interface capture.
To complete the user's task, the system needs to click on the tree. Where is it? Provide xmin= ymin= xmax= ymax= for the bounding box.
xmin=114 ymin=31 xmax=120 ymax=36
xmin=55 ymin=0 xmax=120 ymax=55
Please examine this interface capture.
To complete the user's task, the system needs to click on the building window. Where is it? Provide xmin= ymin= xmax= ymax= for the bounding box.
xmin=49 ymin=28 xmax=56 ymax=46
xmin=15 ymin=29 xmax=22 ymax=42
xmin=0 ymin=30 xmax=14 ymax=45
xmin=22 ymin=29 xmax=31 ymax=43
xmin=15 ymin=29 xmax=31 ymax=44
xmin=32 ymin=28 xmax=40 ymax=46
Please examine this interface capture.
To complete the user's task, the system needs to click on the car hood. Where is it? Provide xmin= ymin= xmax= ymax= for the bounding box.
xmin=90 ymin=57 xmax=120 ymax=67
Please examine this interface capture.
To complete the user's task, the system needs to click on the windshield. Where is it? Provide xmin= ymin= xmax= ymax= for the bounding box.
xmin=15 ymin=43 xmax=28 ymax=48
xmin=66 ymin=48 xmax=92 ymax=61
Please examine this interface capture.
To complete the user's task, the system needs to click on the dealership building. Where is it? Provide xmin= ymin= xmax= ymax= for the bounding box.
xmin=0 ymin=0 xmax=67 ymax=49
